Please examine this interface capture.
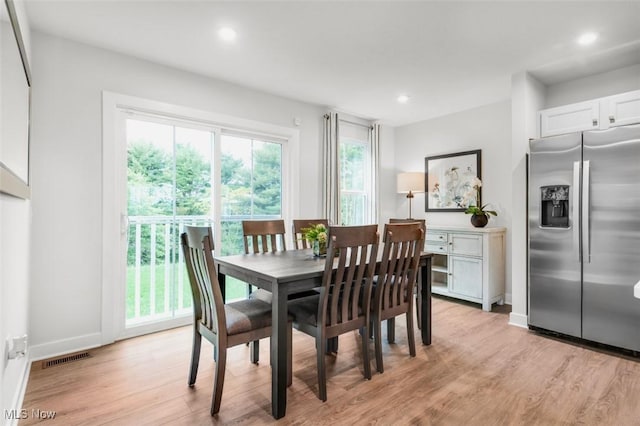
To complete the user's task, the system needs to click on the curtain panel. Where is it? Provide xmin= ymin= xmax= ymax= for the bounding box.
xmin=323 ymin=112 xmax=340 ymax=224
xmin=369 ymin=123 xmax=381 ymax=224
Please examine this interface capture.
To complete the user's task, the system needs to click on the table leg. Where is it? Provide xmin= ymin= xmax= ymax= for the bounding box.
xmin=420 ymin=257 xmax=432 ymax=345
xmin=271 ymin=282 xmax=287 ymax=419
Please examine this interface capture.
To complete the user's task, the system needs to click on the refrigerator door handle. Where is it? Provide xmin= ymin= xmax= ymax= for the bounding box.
xmin=583 ymin=160 xmax=591 ymax=263
xmin=573 ymin=161 xmax=581 ymax=263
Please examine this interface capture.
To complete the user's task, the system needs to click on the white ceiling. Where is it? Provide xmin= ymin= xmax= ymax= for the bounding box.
xmin=25 ymin=1 xmax=640 ymax=126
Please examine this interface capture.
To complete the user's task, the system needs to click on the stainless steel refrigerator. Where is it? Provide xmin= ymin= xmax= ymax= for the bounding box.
xmin=528 ymin=124 xmax=640 ymax=352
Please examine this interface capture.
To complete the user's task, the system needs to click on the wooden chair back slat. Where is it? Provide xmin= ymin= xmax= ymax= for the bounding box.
xmin=292 ymin=219 xmax=329 ymax=249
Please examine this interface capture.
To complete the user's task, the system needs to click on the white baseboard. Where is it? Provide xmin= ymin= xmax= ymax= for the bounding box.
xmin=28 ymin=332 xmax=102 ymax=362
xmin=508 ymin=312 xmax=528 ymax=329
xmin=504 ymin=292 xmax=512 ymax=305
xmin=5 ymin=357 xmax=31 ymax=426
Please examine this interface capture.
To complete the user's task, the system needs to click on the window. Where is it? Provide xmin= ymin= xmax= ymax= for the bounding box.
xmin=338 ymin=120 xmax=374 ymax=225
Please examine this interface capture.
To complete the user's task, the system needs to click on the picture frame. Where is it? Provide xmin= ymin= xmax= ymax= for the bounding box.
xmin=0 ymin=0 xmax=32 ymax=199
xmin=425 ymin=149 xmax=481 ymax=212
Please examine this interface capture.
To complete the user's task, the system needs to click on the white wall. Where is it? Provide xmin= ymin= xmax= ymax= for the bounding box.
xmin=1 ymin=0 xmax=32 ymax=420
xmin=377 ymin=125 xmax=396 ymax=224
xmin=510 ymin=72 xmax=546 ymax=328
xmin=28 ymin=32 xmax=327 ymax=358
xmin=0 ymin=197 xmax=31 ymax=421
xmin=391 ymin=100 xmax=513 ymax=299
xmin=545 ymin=63 xmax=640 ymax=108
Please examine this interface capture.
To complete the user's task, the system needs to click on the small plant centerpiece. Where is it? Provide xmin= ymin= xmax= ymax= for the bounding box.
xmin=463 ymin=177 xmax=497 ymax=228
xmin=302 ymin=223 xmax=329 ymax=257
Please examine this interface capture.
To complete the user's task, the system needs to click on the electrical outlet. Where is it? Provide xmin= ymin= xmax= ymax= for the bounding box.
xmin=7 ymin=335 xmax=27 ymax=360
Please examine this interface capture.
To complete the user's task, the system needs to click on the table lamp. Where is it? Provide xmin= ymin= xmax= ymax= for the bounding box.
xmin=397 ymin=172 xmax=425 ymax=219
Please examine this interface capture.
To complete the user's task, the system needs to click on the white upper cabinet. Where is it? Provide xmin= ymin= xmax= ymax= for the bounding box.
xmin=607 ymin=91 xmax=640 ymax=128
xmin=540 ymin=100 xmax=600 ymax=138
xmin=539 ymin=89 xmax=640 ymax=137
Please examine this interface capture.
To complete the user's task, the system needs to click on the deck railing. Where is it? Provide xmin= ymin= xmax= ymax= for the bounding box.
xmin=126 ymin=214 xmax=278 ymax=325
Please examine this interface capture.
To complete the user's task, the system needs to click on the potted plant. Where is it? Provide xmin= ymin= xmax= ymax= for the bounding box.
xmin=302 ymin=223 xmax=328 ymax=256
xmin=463 ymin=177 xmax=497 ymax=227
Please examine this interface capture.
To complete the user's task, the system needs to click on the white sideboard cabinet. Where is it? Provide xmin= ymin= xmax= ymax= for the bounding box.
xmin=539 ymin=89 xmax=640 ymax=138
xmin=425 ymin=226 xmax=506 ymax=311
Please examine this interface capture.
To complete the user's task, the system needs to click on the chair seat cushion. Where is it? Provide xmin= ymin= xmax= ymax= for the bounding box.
xmin=288 ymin=291 xmax=364 ymax=327
xmin=288 ymin=294 xmax=321 ymax=326
xmin=224 ymin=299 xmax=273 ymax=336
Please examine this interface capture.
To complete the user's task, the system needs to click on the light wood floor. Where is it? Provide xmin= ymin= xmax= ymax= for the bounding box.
xmin=21 ymin=297 xmax=640 ymax=425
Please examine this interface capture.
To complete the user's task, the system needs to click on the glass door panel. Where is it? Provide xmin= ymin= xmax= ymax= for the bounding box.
xmin=220 ymin=135 xmax=283 ymax=299
xmin=125 ymin=118 xmax=213 ymax=327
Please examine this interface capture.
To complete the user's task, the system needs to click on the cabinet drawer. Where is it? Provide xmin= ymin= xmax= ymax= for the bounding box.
xmin=450 ymin=233 xmax=482 ymax=257
xmin=426 ymin=231 xmax=447 ymax=243
xmin=425 ymin=243 xmax=448 ymax=254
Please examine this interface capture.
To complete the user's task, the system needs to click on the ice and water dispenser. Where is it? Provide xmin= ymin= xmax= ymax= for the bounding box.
xmin=540 ymin=185 xmax=569 ymax=228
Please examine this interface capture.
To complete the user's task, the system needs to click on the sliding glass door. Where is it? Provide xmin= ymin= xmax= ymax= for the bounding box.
xmin=122 ymin=115 xmax=284 ymax=332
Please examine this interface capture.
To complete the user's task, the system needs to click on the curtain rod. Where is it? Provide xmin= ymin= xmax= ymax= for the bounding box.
xmin=324 ymin=114 xmax=374 ymax=130
xmin=340 ymin=118 xmax=374 ymax=129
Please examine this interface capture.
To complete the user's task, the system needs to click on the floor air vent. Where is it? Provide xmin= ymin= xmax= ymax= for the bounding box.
xmin=42 ymin=351 xmax=91 ymax=369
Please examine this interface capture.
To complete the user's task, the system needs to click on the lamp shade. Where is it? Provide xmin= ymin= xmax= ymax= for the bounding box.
xmin=397 ymin=172 xmax=425 ymax=194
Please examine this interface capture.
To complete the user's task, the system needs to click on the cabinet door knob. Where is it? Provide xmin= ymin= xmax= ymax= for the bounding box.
xmin=592 ymin=119 xmax=598 ymax=126
xmin=609 ymin=115 xmax=615 ymax=124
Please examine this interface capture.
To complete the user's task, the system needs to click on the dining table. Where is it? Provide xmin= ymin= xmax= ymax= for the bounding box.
xmin=215 ymin=248 xmax=433 ymax=419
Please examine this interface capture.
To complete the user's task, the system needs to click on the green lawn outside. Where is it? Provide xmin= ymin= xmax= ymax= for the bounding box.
xmin=126 ymin=264 xmax=247 ymax=320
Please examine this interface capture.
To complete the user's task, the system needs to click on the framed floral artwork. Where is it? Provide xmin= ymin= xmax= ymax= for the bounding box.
xmin=425 ymin=149 xmax=481 ymax=212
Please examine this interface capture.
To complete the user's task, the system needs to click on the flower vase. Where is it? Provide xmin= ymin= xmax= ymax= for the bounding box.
xmin=312 ymin=240 xmax=327 ymax=257
xmin=470 ymin=214 xmax=489 ymax=228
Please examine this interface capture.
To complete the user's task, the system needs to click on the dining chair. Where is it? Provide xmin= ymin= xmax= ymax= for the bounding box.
xmin=242 ymin=219 xmax=287 ymax=253
xmin=371 ymin=222 xmax=424 ymax=373
xmin=293 ymin=218 xmax=341 ymax=354
xmin=292 ymin=219 xmax=329 ymax=249
xmin=241 ymin=219 xmax=287 ymax=363
xmin=288 ymin=224 xmax=379 ymax=401
xmin=181 ymin=225 xmax=292 ymax=415
xmin=389 ymin=218 xmax=426 ymax=331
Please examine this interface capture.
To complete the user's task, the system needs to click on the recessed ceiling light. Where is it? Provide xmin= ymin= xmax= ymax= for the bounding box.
xmin=397 ymin=95 xmax=410 ymax=104
xmin=577 ymin=32 xmax=598 ymax=46
xmin=218 ymin=27 xmax=237 ymax=42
